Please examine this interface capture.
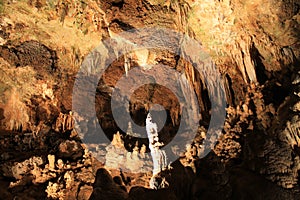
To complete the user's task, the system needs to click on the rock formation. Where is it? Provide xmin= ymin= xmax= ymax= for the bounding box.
xmin=0 ymin=0 xmax=299 ymax=199
xmin=105 ymin=131 xmax=152 ymax=173
xmin=146 ymin=112 xmax=168 ymax=189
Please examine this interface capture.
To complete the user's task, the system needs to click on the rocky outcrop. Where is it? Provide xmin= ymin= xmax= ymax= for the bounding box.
xmin=89 ymin=168 xmax=128 ymax=200
xmin=0 ymin=130 xmax=96 ymax=199
xmin=0 ymin=40 xmax=57 ymax=70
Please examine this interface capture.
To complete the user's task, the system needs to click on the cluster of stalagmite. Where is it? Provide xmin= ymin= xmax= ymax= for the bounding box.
xmin=105 ymin=131 xmax=152 ymax=173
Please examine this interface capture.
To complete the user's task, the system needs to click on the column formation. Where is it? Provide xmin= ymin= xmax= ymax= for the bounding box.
xmin=146 ymin=113 xmax=168 ymax=189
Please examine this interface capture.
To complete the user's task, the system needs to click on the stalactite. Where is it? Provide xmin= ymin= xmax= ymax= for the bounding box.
xmin=4 ymin=89 xmax=30 ymax=132
xmin=54 ymin=112 xmax=74 ymax=133
xmin=178 ymin=73 xmax=199 ymax=128
xmin=240 ymin=37 xmax=257 ymax=83
xmin=124 ymin=55 xmax=130 ymax=76
xmin=232 ymin=36 xmax=258 ymax=83
xmin=191 ymin=65 xmax=195 ymax=84
xmin=170 ymin=107 xmax=179 ymax=126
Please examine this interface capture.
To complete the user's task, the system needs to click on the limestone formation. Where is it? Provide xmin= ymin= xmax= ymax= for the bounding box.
xmin=47 ymin=154 xmax=55 ymax=170
xmin=126 ymin=121 xmax=141 ymax=137
xmin=54 ymin=112 xmax=74 ymax=133
xmin=105 ymin=131 xmax=152 ymax=173
xmin=57 ymin=140 xmax=84 ymax=160
xmin=146 ymin=113 xmax=168 ymax=189
xmin=0 ymin=0 xmax=299 ymax=199
xmin=105 ymin=132 xmax=127 ymax=169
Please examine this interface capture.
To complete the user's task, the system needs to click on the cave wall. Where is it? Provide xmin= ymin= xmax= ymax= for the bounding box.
xmin=0 ymin=0 xmax=299 ymax=199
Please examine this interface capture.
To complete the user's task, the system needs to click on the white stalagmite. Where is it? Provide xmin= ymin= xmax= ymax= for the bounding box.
xmin=126 ymin=121 xmax=141 ymax=137
xmin=146 ymin=113 xmax=168 ymax=189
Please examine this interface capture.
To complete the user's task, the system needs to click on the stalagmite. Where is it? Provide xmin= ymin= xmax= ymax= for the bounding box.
xmin=146 ymin=113 xmax=168 ymax=189
xmin=48 ymin=155 xmax=55 ymax=171
xmin=126 ymin=121 xmax=141 ymax=137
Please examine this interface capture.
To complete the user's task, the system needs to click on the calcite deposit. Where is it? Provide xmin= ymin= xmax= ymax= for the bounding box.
xmin=0 ymin=0 xmax=299 ymax=199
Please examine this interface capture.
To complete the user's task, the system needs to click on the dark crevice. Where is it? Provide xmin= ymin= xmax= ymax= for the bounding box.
xmin=199 ymin=83 xmax=211 ymax=125
xmin=111 ymin=0 xmax=125 ymax=8
xmin=224 ymin=74 xmax=235 ymax=106
xmin=251 ymin=45 xmax=268 ymax=85
xmin=109 ymin=19 xmax=135 ymax=31
xmin=262 ymin=82 xmax=290 ymax=107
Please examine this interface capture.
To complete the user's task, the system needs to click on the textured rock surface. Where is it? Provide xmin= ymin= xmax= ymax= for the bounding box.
xmin=0 ymin=0 xmax=299 ymax=199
